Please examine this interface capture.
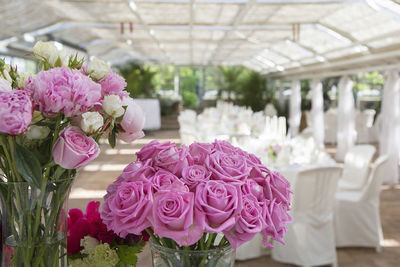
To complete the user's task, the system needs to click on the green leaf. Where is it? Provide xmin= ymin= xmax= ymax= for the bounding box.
xmin=14 ymin=143 xmax=42 ymax=188
xmin=116 ymin=245 xmax=142 ymax=266
xmin=108 ymin=128 xmax=116 ymax=148
xmin=54 ymin=56 xmax=62 ymax=67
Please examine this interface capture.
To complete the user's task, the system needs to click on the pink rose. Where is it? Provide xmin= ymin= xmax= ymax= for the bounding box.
xmin=150 ymin=169 xmax=183 ymax=193
xmin=154 ymin=146 xmax=192 ymax=176
xmin=153 ymin=189 xmax=203 ymax=246
xmin=0 ymin=89 xmax=33 ymax=135
xmin=241 ymin=179 xmax=265 ymax=203
xmin=117 ymin=98 xmax=145 ymax=143
xmin=207 ymin=151 xmax=250 ymax=183
xmin=119 ymin=159 xmax=155 ymax=181
xmin=270 ymin=172 xmax=292 ymax=206
xmin=136 ymin=140 xmax=175 ymax=161
xmin=195 ymin=180 xmax=241 ymax=233
xmin=101 ymin=180 xmax=153 ymax=237
xmin=261 ymin=199 xmax=292 ymax=248
xmin=181 ymin=165 xmax=211 ymax=191
xmin=100 ymin=71 xmax=128 ymax=98
xmin=213 ymin=140 xmax=238 ymax=154
xmin=25 ymin=67 xmax=101 ymax=117
xmin=52 ymin=126 xmax=100 ymax=169
xmin=189 ymin=142 xmax=214 ymax=164
xmin=223 ymin=194 xmax=264 ymax=249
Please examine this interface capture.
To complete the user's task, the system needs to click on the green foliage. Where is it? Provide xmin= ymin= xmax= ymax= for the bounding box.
xmin=115 ymin=244 xmax=143 ymax=267
xmin=14 ymin=143 xmax=42 ymax=188
xmin=217 ymin=66 xmax=247 ymax=100
xmin=116 ymin=62 xmax=156 ymax=98
xmin=182 ymin=90 xmax=198 ymax=109
xmin=354 ymin=71 xmax=385 ymax=91
xmin=236 ymin=71 xmax=266 ymax=112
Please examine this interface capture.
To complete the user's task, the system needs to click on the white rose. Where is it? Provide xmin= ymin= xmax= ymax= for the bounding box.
xmin=80 ymin=112 xmax=104 ymax=134
xmin=87 ymin=57 xmax=110 ymax=81
xmin=102 ymin=95 xmax=125 ymax=118
xmin=0 ymin=77 xmax=12 ymax=92
xmin=17 ymin=72 xmax=31 ymax=88
xmin=81 ymin=236 xmax=100 ymax=253
xmin=26 ymin=125 xmax=50 ymax=140
xmin=1 ymin=69 xmax=12 ymax=83
xmin=33 ymin=41 xmax=59 ymax=64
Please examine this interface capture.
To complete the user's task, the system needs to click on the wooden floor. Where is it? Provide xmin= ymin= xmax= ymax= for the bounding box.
xmin=69 ymin=124 xmax=400 ymax=267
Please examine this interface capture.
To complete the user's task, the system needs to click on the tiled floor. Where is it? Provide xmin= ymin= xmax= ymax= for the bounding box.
xmin=69 ymin=128 xmax=400 ymax=267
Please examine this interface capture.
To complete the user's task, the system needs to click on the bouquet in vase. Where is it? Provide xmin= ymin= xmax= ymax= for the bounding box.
xmin=67 ymin=201 xmax=148 ymax=267
xmin=0 ymin=41 xmax=145 ymax=266
xmin=102 ymin=140 xmax=292 ymax=267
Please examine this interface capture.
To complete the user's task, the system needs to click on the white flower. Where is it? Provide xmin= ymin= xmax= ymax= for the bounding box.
xmin=26 ymin=125 xmax=50 ymax=140
xmin=17 ymin=72 xmax=31 ymax=88
xmin=1 ymin=67 xmax=12 ymax=83
xmin=80 ymin=112 xmax=104 ymax=134
xmin=87 ymin=57 xmax=110 ymax=81
xmin=33 ymin=41 xmax=60 ymax=65
xmin=81 ymin=236 xmax=100 ymax=253
xmin=102 ymin=95 xmax=125 ymax=118
xmin=0 ymin=77 xmax=12 ymax=92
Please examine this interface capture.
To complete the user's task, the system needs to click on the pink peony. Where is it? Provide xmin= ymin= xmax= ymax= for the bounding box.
xmin=100 ymin=71 xmax=128 ymax=98
xmin=181 ymin=165 xmax=211 ymax=191
xmin=223 ymin=194 xmax=264 ymax=249
xmin=0 ymin=77 xmax=11 ymax=92
xmin=25 ymin=67 xmax=101 ymax=117
xmin=118 ymin=97 xmax=145 ymax=142
xmin=0 ymin=89 xmax=33 ymax=135
xmin=101 ymin=180 xmax=153 ymax=237
xmin=136 ymin=140 xmax=175 ymax=161
xmin=152 ymin=189 xmax=203 ymax=246
xmin=52 ymin=126 xmax=100 ymax=169
xmin=206 ymin=151 xmax=250 ymax=183
xmin=154 ymin=146 xmax=192 ymax=176
xmin=195 ymin=180 xmax=241 ymax=233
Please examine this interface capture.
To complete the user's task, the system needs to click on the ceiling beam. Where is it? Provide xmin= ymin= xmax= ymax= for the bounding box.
xmin=269 ymin=48 xmax=400 ymax=78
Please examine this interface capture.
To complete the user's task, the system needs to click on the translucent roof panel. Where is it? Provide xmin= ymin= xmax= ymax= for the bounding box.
xmin=1 ymin=0 xmax=400 ymax=78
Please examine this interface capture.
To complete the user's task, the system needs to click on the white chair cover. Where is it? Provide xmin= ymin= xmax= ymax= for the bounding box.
xmin=335 ymin=155 xmax=388 ymax=251
xmin=311 ymin=80 xmax=325 ymax=149
xmin=336 ymin=76 xmax=356 ymax=161
xmin=338 ymin=145 xmax=376 ymax=192
xmin=272 ymin=167 xmax=342 ymax=267
xmin=379 ymin=70 xmax=400 ymax=184
xmin=289 ymin=80 xmax=301 ymax=137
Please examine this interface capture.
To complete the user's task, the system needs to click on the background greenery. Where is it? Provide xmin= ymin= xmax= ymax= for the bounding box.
xmin=115 ymin=61 xmax=385 ymax=116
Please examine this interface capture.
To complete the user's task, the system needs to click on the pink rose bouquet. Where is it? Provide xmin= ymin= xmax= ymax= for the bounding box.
xmin=67 ymin=201 xmax=148 ymax=266
xmin=0 ymin=41 xmax=145 ymax=266
xmin=102 ymin=140 xmax=292 ymax=266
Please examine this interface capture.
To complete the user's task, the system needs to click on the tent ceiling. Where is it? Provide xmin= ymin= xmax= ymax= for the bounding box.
xmin=1 ymin=0 xmax=400 ymax=78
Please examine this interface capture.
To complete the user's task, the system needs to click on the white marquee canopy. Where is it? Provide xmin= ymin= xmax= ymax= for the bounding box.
xmin=1 ymin=0 xmax=400 ymax=78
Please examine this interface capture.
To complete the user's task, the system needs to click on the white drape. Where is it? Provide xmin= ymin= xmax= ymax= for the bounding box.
xmin=379 ymin=70 xmax=400 ymax=185
xmin=336 ymin=76 xmax=355 ymax=161
xmin=311 ymin=80 xmax=325 ymax=149
xmin=289 ymin=80 xmax=301 ymax=137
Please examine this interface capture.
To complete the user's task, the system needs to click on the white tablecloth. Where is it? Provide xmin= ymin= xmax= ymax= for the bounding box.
xmin=236 ymin=162 xmax=337 ymax=261
xmin=133 ymin=99 xmax=161 ymax=130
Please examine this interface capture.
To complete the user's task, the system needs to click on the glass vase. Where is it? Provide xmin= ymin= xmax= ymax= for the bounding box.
xmin=0 ymin=178 xmax=74 ymax=267
xmin=150 ymin=240 xmax=235 ymax=267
